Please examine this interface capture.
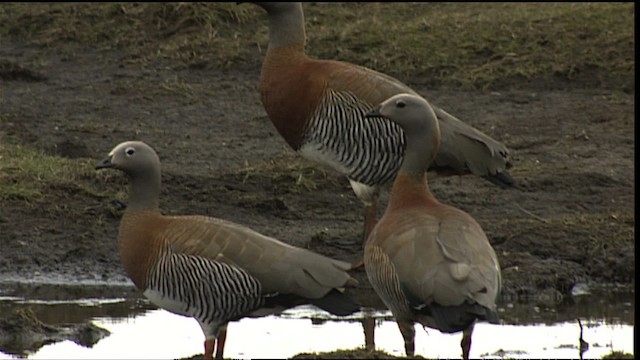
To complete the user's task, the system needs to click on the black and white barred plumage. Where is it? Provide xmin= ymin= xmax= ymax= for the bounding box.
xmin=146 ymin=252 xmax=264 ymax=334
xmin=302 ymin=89 xmax=406 ymax=186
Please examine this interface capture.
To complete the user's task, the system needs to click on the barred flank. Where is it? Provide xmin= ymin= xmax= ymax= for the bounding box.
xmin=365 ymin=246 xmax=413 ymax=320
xmin=304 ymin=89 xmax=405 ymax=186
xmin=148 ymin=252 xmax=264 ymax=326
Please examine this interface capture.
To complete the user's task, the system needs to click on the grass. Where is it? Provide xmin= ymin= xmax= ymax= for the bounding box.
xmin=0 ymin=3 xmax=634 ymax=90
xmin=0 ymin=136 xmax=103 ymax=201
xmin=238 ymin=151 xmax=342 ymax=193
xmin=501 ymin=211 xmax=634 ymax=244
xmin=307 ymin=3 xmax=634 ymax=89
xmin=291 ymin=348 xmax=421 ymax=359
xmin=493 ymin=210 xmax=634 ymax=284
xmin=602 ymin=351 xmax=634 ymax=359
xmin=0 ymin=2 xmax=634 ymax=200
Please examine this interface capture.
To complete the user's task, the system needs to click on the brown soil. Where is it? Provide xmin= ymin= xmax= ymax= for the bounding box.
xmin=0 ymin=9 xmax=634 ymax=357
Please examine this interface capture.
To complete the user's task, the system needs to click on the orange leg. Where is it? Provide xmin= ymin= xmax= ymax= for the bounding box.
xmin=363 ymin=202 xmax=378 ymax=244
xmin=461 ymin=322 xmax=475 ymax=360
xmin=204 ymin=338 xmax=216 ymax=360
xmin=215 ymin=328 xmax=227 ymax=360
xmin=397 ymin=320 xmax=415 ymax=357
xmin=363 ymin=316 xmax=375 ymax=351
xmin=350 ymin=202 xmax=379 ymax=270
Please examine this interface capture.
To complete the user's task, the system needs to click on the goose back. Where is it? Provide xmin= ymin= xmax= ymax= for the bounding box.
xmin=120 ymin=211 xmax=355 ymax=299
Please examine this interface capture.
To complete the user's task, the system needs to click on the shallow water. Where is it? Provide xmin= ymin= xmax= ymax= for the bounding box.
xmin=0 ymin=280 xmax=634 ymax=359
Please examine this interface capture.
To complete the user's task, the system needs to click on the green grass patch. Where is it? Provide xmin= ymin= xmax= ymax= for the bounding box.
xmin=0 ymin=138 xmax=98 ymax=201
xmin=238 ymin=150 xmax=343 ymax=193
xmin=602 ymin=351 xmax=634 ymax=359
xmin=305 ymin=3 xmax=634 ymax=89
xmin=0 ymin=3 xmax=633 ymax=90
xmin=291 ymin=348 xmax=420 ymax=359
xmin=0 ymin=3 xmax=259 ymax=70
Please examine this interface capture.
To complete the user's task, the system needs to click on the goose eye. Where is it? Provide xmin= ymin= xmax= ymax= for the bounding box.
xmin=125 ymin=147 xmax=135 ymax=156
xmin=396 ymin=100 xmax=406 ymax=108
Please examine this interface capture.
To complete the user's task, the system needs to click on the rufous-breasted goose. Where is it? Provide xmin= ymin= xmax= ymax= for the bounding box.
xmin=363 ymin=94 xmax=501 ymax=359
xmin=95 ymin=141 xmax=359 ymax=360
xmin=248 ymin=2 xmax=514 ymax=243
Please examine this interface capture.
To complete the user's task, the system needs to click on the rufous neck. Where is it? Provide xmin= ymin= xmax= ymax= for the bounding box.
xmin=386 ymin=172 xmax=439 ymax=212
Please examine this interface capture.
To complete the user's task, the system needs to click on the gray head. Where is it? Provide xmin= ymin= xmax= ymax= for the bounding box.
xmin=366 ymin=94 xmax=441 ymax=173
xmin=95 ymin=141 xmax=161 ymax=211
xmin=95 ymin=141 xmax=160 ymax=176
xmin=366 ymin=94 xmax=439 ymax=134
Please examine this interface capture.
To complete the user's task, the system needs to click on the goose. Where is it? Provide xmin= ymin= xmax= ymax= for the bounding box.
xmin=247 ymin=2 xmax=513 ymax=245
xmin=95 ymin=141 xmax=359 ymax=359
xmin=363 ymin=94 xmax=501 ymax=359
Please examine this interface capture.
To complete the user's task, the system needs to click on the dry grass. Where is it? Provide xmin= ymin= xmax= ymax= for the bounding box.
xmin=0 ymin=135 xmax=105 ymax=201
xmin=238 ymin=151 xmax=342 ymax=193
xmin=0 ymin=3 xmax=634 ymax=89
xmin=0 ymin=2 xmax=634 ymax=201
xmin=306 ymin=3 xmax=634 ymax=89
xmin=602 ymin=350 xmax=635 ymax=359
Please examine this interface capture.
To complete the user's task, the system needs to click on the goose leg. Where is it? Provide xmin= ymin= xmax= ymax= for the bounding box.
xmin=363 ymin=316 xmax=375 ymax=351
xmin=461 ymin=322 xmax=475 ymax=360
xmin=348 ymin=202 xmax=377 ymax=270
xmin=363 ymin=201 xmax=378 ymax=243
xmin=204 ymin=337 xmax=216 ymax=360
xmin=397 ymin=320 xmax=415 ymax=357
xmin=348 ymin=179 xmax=379 ymax=250
xmin=350 ymin=200 xmax=378 ymax=270
xmin=215 ymin=327 xmax=227 ymax=360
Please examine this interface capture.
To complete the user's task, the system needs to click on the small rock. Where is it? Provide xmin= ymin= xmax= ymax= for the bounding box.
xmin=570 ymin=283 xmax=591 ymax=297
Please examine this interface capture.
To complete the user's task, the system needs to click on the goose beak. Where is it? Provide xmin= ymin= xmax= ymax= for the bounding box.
xmin=95 ymin=155 xmax=113 ymax=170
xmin=364 ymin=105 xmax=383 ymax=119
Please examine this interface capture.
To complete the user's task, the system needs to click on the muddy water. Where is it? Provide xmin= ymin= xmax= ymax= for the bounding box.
xmin=0 ymin=280 xmax=634 ymax=359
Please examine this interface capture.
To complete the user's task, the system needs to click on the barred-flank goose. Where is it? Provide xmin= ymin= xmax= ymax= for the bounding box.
xmin=248 ymin=2 xmax=513 ymax=243
xmin=95 ymin=141 xmax=359 ymax=360
xmin=363 ymin=94 xmax=501 ymax=359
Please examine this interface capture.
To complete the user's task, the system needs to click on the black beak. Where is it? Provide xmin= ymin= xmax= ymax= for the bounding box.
xmin=95 ymin=155 xmax=113 ymax=170
xmin=364 ymin=105 xmax=383 ymax=119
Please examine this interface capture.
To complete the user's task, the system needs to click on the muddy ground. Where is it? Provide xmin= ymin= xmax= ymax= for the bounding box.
xmin=0 ymin=3 xmax=635 ymax=358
